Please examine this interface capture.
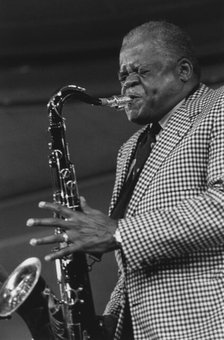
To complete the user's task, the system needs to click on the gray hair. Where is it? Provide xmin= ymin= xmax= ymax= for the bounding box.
xmin=122 ymin=21 xmax=200 ymax=78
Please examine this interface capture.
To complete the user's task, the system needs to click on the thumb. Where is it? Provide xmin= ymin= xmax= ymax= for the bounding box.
xmin=80 ymin=196 xmax=92 ymax=214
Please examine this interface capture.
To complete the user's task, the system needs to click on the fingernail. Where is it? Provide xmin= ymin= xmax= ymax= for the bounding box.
xmin=45 ymin=255 xmax=51 ymax=261
xmin=26 ymin=218 xmax=35 ymax=227
xmin=30 ymin=238 xmax=37 ymax=246
xmin=38 ymin=201 xmax=46 ymax=208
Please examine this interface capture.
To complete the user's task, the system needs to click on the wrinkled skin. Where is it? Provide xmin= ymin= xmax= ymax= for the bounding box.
xmin=119 ymin=38 xmax=194 ymax=125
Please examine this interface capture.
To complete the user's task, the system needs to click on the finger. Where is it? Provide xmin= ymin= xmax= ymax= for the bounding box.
xmin=80 ymin=196 xmax=87 ymax=211
xmin=30 ymin=234 xmax=63 ymax=246
xmin=44 ymin=244 xmax=80 ymax=261
xmin=26 ymin=217 xmax=70 ymax=229
xmin=80 ymin=196 xmax=93 ymax=214
xmin=38 ymin=201 xmax=75 ymax=218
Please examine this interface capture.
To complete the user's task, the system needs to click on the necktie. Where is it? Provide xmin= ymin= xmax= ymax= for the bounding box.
xmin=129 ymin=122 xmax=161 ymax=181
xmin=110 ymin=122 xmax=161 ymax=219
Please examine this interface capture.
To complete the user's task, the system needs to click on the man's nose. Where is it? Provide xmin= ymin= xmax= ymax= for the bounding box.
xmin=121 ymin=74 xmax=139 ymax=94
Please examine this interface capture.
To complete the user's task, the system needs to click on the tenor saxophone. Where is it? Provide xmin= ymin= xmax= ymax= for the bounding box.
xmin=47 ymin=85 xmax=130 ymax=339
xmin=0 ymin=85 xmax=131 ymax=339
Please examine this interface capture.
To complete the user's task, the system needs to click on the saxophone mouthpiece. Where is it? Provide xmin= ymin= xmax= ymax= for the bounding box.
xmin=99 ymin=95 xmax=131 ymax=110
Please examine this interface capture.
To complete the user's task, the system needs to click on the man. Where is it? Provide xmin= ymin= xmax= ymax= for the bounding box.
xmin=27 ymin=21 xmax=224 ymax=339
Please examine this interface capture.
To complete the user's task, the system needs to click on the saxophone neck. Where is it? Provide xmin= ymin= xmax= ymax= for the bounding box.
xmin=99 ymin=95 xmax=131 ymax=110
xmin=47 ymin=85 xmax=131 ymax=122
xmin=48 ymin=85 xmax=100 ymax=113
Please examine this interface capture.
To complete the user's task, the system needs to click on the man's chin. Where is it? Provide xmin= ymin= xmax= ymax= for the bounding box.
xmin=126 ymin=110 xmax=139 ymax=123
xmin=125 ymin=108 xmax=149 ymax=125
xmin=126 ymin=106 xmax=140 ymax=121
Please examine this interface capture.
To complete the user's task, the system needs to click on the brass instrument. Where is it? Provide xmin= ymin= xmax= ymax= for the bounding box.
xmin=47 ymin=85 xmax=131 ymax=340
xmin=0 ymin=85 xmax=131 ymax=339
xmin=47 ymin=85 xmax=97 ymax=340
xmin=0 ymin=257 xmax=41 ymax=318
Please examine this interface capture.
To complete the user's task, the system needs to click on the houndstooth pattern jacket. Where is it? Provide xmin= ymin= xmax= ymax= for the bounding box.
xmin=104 ymin=83 xmax=224 ymax=339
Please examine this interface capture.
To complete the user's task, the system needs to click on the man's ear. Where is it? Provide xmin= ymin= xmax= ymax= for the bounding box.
xmin=177 ymin=57 xmax=193 ymax=82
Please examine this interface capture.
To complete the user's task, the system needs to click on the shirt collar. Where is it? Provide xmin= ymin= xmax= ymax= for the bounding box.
xmin=159 ymin=99 xmax=185 ymax=130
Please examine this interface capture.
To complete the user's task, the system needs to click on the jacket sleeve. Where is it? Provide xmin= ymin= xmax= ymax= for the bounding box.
xmin=103 ymin=269 xmax=124 ymax=318
xmin=118 ymin=95 xmax=224 ymax=271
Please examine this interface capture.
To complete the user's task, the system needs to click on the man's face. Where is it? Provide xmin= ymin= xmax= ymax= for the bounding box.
xmin=119 ymin=39 xmax=184 ymax=124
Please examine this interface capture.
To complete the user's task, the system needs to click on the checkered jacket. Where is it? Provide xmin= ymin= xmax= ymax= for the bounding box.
xmin=104 ymin=83 xmax=224 ymax=339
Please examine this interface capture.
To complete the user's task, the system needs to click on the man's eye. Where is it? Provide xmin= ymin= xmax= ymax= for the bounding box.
xmin=118 ymin=68 xmax=149 ymax=82
xmin=138 ymin=68 xmax=149 ymax=76
xmin=118 ymin=73 xmax=127 ymax=82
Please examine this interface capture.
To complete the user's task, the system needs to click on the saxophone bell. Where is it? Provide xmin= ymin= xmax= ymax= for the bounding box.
xmin=0 ymin=257 xmax=41 ymax=317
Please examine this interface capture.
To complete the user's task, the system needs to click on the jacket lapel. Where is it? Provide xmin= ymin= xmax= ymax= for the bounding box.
xmin=109 ymin=127 xmax=147 ymax=213
xmin=126 ymin=84 xmax=210 ymax=216
xmin=110 ymin=84 xmax=211 ymax=216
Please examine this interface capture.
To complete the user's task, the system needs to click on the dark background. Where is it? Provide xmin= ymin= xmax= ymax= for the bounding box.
xmin=0 ymin=0 xmax=223 ymax=338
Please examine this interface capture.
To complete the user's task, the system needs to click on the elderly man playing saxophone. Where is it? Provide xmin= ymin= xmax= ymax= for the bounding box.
xmin=27 ymin=21 xmax=224 ymax=340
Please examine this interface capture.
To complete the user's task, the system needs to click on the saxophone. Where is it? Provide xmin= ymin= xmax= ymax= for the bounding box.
xmin=0 ymin=85 xmax=131 ymax=339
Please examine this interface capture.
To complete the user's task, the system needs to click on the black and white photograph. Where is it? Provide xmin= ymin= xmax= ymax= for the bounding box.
xmin=0 ymin=1 xmax=224 ymax=339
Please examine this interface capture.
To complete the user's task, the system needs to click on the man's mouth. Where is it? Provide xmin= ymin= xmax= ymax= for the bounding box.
xmin=127 ymin=93 xmax=142 ymax=99
xmin=127 ymin=95 xmax=142 ymax=106
xmin=125 ymin=93 xmax=142 ymax=107
xmin=125 ymin=97 xmax=143 ymax=115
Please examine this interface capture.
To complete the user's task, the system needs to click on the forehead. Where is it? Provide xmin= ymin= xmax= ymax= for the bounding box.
xmin=119 ymin=40 xmax=163 ymax=70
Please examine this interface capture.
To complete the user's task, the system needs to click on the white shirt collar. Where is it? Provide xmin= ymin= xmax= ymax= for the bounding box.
xmin=159 ymin=99 xmax=185 ymax=130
